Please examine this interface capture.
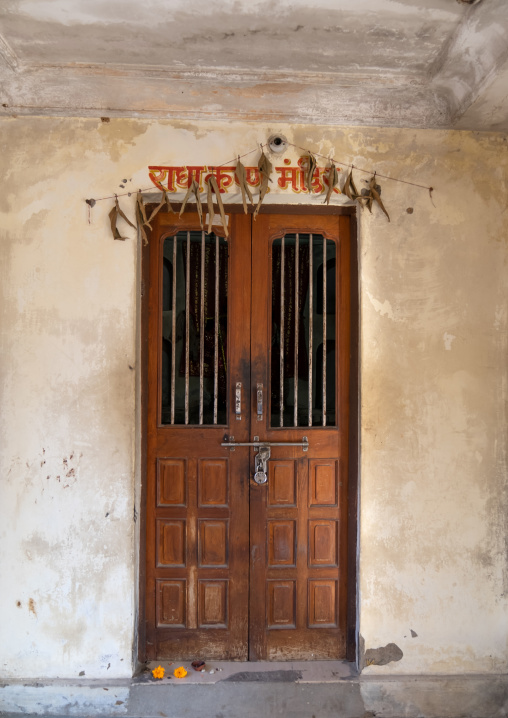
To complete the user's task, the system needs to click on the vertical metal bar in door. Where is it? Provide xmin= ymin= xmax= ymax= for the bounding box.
xmin=280 ymin=237 xmax=285 ymax=428
xmin=171 ymin=235 xmax=177 ymax=425
xmin=199 ymin=231 xmax=205 ymax=425
xmin=308 ymin=233 xmax=313 ymax=427
xmin=185 ymin=231 xmax=190 ymax=425
xmin=213 ymin=233 xmax=219 ymax=424
xmin=294 ymin=233 xmax=299 ymax=427
xmin=322 ymin=238 xmax=327 ymax=426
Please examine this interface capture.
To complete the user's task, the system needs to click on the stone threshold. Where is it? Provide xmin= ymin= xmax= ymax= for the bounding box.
xmin=141 ymin=658 xmax=357 ymax=685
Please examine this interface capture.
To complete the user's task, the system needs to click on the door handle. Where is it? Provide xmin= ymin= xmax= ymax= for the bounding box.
xmin=256 ymin=383 xmax=263 ymax=422
xmin=235 ymin=382 xmax=242 ymax=420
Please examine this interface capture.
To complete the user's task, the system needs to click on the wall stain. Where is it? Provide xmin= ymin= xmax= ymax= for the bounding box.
xmin=28 ymin=598 xmax=37 ymax=617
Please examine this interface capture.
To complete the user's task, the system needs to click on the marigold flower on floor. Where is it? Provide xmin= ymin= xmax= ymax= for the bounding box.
xmin=173 ymin=666 xmax=188 ymax=678
xmin=151 ymin=665 xmax=165 ymax=679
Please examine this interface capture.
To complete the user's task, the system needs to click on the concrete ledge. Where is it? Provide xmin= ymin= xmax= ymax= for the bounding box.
xmin=0 ymin=680 xmax=130 ymax=716
xmin=360 ymin=673 xmax=508 ymax=718
xmin=1 ymin=672 xmax=507 ymax=717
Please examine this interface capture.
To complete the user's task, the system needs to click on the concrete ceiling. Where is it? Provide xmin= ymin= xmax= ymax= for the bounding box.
xmin=1 ymin=0 xmax=507 ymax=131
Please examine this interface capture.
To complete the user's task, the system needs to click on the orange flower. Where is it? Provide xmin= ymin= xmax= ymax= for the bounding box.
xmin=173 ymin=666 xmax=188 ymax=679
xmin=151 ymin=665 xmax=165 ymax=679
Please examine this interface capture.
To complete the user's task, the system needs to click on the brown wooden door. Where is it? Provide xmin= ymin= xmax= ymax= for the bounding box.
xmin=144 ymin=209 xmax=351 ymax=661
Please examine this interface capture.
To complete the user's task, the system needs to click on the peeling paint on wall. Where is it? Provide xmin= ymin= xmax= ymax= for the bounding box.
xmin=364 ymin=643 xmax=404 ymax=667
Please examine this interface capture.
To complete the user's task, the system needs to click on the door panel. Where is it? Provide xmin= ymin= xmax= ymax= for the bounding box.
xmin=146 ymin=212 xmax=251 ymax=660
xmin=145 ymin=209 xmax=351 ymax=661
xmin=249 ymin=214 xmax=350 ymax=660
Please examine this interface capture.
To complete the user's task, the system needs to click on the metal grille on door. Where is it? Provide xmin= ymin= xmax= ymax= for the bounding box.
xmin=271 ymin=234 xmax=336 ymax=427
xmin=161 ymin=231 xmax=228 ymax=425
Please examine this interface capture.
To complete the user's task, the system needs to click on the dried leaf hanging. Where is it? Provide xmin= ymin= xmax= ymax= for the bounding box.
xmin=108 ymin=197 xmax=135 ymax=241
xmin=179 ymin=179 xmax=203 ymax=228
xmin=342 ymin=168 xmax=361 ymax=202
xmin=206 ymin=178 xmax=214 ymax=234
xmin=360 ymin=185 xmax=373 ymax=212
xmin=304 ymin=153 xmax=317 ymax=193
xmin=254 ymin=150 xmax=273 ymax=220
xmin=137 ymin=192 xmax=150 ymax=227
xmin=206 ymin=175 xmax=229 ymax=238
xmin=179 ymin=182 xmax=194 ymax=216
xmin=364 ymin=174 xmax=390 ymax=221
xmin=147 ymin=190 xmax=175 ymax=225
xmin=324 ymin=163 xmax=339 ymax=205
xmin=235 ymin=159 xmax=254 ymax=214
xmin=194 ymin=184 xmax=204 ymax=229
xmin=136 ymin=192 xmax=153 ymax=245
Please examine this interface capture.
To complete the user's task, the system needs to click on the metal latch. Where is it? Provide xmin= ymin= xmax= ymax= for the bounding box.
xmin=221 ymin=436 xmax=309 ymax=483
xmin=221 ymin=437 xmax=308 ymax=451
xmin=254 ymin=446 xmax=270 ymax=484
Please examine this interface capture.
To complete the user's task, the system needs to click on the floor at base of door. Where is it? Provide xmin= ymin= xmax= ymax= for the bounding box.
xmin=143 ymin=659 xmax=355 ymax=684
xmin=3 ymin=672 xmax=508 ymax=718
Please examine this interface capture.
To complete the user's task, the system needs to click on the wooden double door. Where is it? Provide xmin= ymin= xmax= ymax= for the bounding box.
xmin=144 ymin=208 xmax=353 ymax=661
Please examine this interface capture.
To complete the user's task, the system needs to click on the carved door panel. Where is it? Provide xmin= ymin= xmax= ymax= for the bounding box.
xmin=144 ymin=210 xmax=351 ymax=661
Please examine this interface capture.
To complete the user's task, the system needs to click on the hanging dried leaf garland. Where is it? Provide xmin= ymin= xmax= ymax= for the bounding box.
xmin=235 ymin=159 xmax=254 ymax=214
xmin=304 ymin=153 xmax=317 ymax=193
xmin=97 ymin=140 xmax=408 ymax=243
xmin=179 ymin=179 xmax=204 ymax=228
xmin=108 ymin=196 xmax=136 ymax=241
xmin=147 ymin=189 xmax=175 ymax=225
xmin=253 ymin=150 xmax=273 ymax=220
xmin=324 ymin=162 xmax=339 ymax=205
xmin=207 ymin=175 xmax=229 ymax=238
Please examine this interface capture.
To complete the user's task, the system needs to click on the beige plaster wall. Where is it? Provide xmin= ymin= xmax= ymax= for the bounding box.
xmin=0 ymin=117 xmax=506 ymax=680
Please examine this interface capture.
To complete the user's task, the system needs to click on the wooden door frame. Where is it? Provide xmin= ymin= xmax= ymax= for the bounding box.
xmin=138 ymin=203 xmax=359 ymax=666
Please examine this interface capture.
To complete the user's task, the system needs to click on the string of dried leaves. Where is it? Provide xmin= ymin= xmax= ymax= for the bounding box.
xmin=105 ymin=153 xmax=391 ymax=245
